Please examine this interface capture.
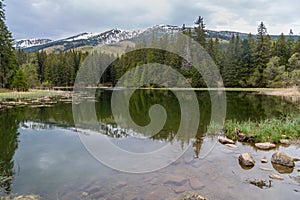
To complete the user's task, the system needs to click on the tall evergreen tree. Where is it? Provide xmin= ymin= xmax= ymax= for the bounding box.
xmin=194 ymin=16 xmax=206 ymax=48
xmin=240 ymin=34 xmax=254 ymax=87
xmin=251 ymin=22 xmax=270 ymax=87
xmin=287 ymin=29 xmax=294 ymax=58
xmin=0 ymin=0 xmax=16 ymax=88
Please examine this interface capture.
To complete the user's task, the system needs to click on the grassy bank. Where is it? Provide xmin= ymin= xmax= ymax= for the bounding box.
xmin=224 ymin=115 xmax=300 ymax=143
xmin=0 ymin=90 xmax=71 ymax=101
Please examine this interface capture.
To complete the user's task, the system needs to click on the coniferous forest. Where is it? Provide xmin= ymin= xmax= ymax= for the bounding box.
xmin=1 ymin=2 xmax=300 ymax=90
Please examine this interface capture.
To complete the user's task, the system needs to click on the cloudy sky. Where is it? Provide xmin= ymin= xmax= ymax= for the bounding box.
xmin=5 ymin=0 xmax=300 ymax=40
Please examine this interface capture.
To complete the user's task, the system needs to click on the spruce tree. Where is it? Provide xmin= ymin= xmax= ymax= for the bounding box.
xmin=194 ymin=16 xmax=206 ymax=48
xmin=0 ymin=0 xmax=16 ymax=88
xmin=251 ymin=22 xmax=270 ymax=87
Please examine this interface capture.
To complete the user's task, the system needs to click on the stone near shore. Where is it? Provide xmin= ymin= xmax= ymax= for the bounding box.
xmin=279 ymin=139 xmax=290 ymax=145
xmin=269 ymin=173 xmax=284 ymax=180
xmin=261 ymin=158 xmax=268 ymax=163
xmin=255 ymin=142 xmax=276 ymax=150
xmin=225 ymin=144 xmax=238 ymax=148
xmin=218 ymin=137 xmax=235 ymax=144
xmin=181 ymin=193 xmax=208 ymax=200
xmin=271 ymin=151 xmax=298 ymax=167
xmin=239 ymin=153 xmax=255 ymax=167
xmin=14 ymin=195 xmax=40 ymax=200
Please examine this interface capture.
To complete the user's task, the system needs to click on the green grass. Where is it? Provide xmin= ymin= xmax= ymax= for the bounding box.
xmin=224 ymin=115 xmax=300 ymax=143
xmin=0 ymin=90 xmax=69 ymax=101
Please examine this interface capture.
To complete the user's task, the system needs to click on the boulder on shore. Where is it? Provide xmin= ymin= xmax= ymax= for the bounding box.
xmin=239 ymin=153 xmax=255 ymax=167
xmin=271 ymin=151 xmax=298 ymax=167
xmin=235 ymin=128 xmax=256 ymax=142
xmin=255 ymin=142 xmax=276 ymax=150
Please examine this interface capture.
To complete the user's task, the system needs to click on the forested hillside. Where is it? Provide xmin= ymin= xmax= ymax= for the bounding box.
xmin=1 ymin=8 xmax=300 ymax=89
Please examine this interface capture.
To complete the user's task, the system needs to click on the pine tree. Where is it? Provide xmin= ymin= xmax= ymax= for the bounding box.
xmin=0 ymin=0 xmax=16 ymax=88
xmin=251 ymin=22 xmax=270 ymax=87
xmin=194 ymin=16 xmax=206 ymax=48
xmin=240 ymin=34 xmax=254 ymax=87
xmin=36 ymin=51 xmax=47 ymax=83
xmin=287 ymin=29 xmax=294 ymax=58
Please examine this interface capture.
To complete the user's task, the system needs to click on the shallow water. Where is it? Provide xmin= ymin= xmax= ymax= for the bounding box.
xmin=1 ymin=90 xmax=300 ymax=199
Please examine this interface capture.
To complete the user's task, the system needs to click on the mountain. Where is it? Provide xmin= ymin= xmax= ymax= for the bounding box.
xmin=15 ymin=25 xmax=298 ymax=53
xmin=13 ymin=38 xmax=53 ymax=49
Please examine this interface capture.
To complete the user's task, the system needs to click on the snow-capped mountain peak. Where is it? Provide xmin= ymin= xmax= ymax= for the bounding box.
xmin=13 ymin=38 xmax=53 ymax=49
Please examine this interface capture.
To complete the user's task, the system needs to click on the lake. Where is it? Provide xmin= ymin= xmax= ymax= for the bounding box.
xmin=0 ymin=89 xmax=300 ymax=199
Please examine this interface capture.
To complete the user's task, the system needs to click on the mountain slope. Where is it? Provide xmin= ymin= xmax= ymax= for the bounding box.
xmin=16 ymin=25 xmax=298 ymax=53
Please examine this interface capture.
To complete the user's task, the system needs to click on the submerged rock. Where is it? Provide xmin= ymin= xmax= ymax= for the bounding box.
xmin=218 ymin=137 xmax=235 ymax=144
xmin=247 ymin=178 xmax=272 ymax=189
xmin=189 ymin=178 xmax=204 ymax=190
xmin=239 ymin=153 xmax=255 ymax=167
xmin=272 ymin=163 xmax=294 ymax=174
xmin=255 ymin=142 xmax=276 ymax=150
xmin=271 ymin=151 xmax=297 ymax=167
xmin=181 ymin=192 xmax=208 ymax=200
xmin=164 ymin=175 xmax=187 ymax=186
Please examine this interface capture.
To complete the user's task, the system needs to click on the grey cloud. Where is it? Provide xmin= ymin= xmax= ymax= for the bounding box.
xmin=5 ymin=0 xmax=300 ymax=39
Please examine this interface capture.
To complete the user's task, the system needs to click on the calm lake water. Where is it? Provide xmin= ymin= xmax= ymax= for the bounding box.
xmin=0 ymin=90 xmax=300 ymax=199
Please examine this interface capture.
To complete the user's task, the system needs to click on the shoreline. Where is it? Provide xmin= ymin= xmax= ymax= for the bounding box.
xmin=0 ymin=87 xmax=299 ymax=101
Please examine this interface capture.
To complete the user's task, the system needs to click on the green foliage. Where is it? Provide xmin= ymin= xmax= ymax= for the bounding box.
xmin=12 ymin=68 xmax=28 ymax=92
xmin=21 ymin=62 xmax=39 ymax=88
xmin=224 ymin=115 xmax=300 ymax=143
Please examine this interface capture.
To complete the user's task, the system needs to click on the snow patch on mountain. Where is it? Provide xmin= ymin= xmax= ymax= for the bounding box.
xmin=64 ymin=28 xmax=145 ymax=45
xmin=13 ymin=38 xmax=53 ymax=49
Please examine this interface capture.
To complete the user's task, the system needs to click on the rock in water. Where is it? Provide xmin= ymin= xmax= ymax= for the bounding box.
xmin=163 ymin=175 xmax=187 ymax=186
xmin=225 ymin=144 xmax=238 ymax=148
xmin=271 ymin=151 xmax=295 ymax=167
xmin=269 ymin=173 xmax=284 ymax=180
xmin=279 ymin=139 xmax=290 ymax=145
xmin=239 ymin=153 xmax=255 ymax=167
xmin=218 ymin=137 xmax=234 ymax=144
xmin=255 ymin=142 xmax=276 ymax=150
